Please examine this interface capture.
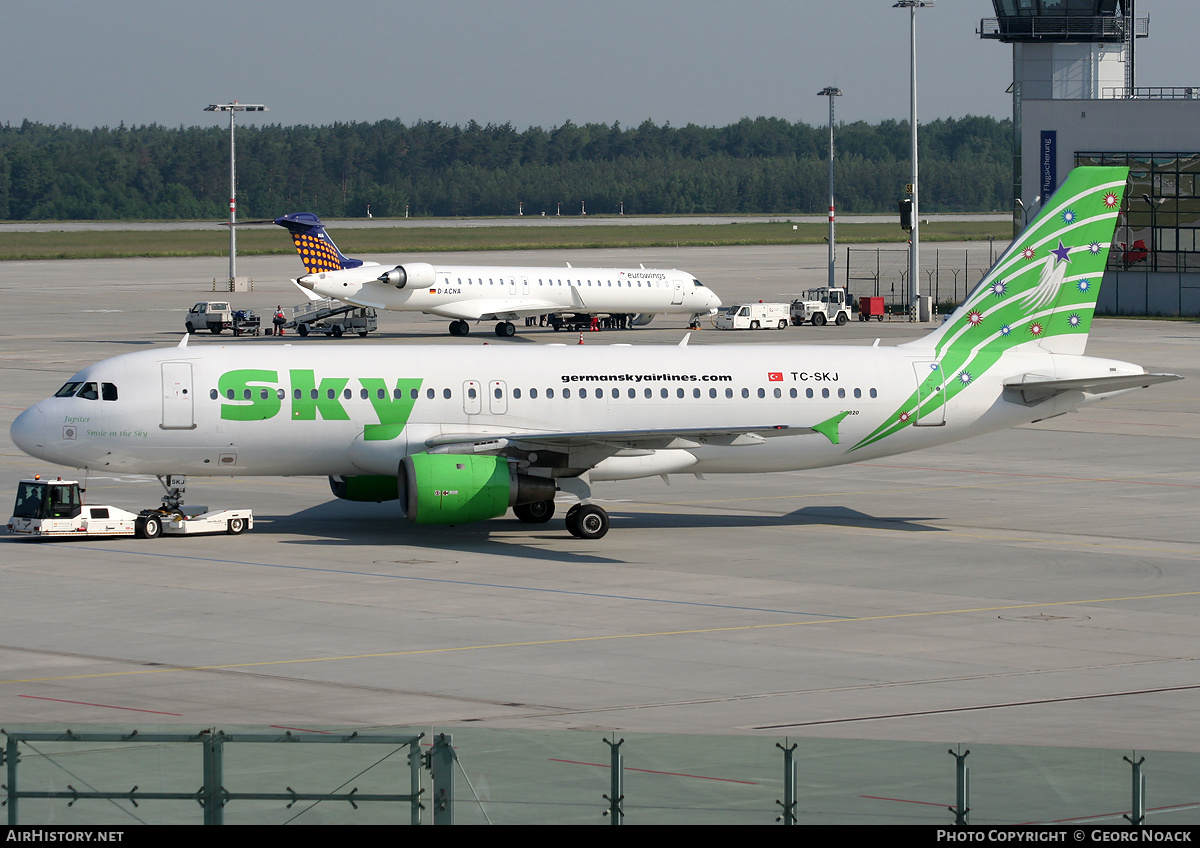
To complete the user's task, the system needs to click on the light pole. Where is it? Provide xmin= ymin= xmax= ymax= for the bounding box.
xmin=818 ymin=87 xmax=843 ymax=290
xmin=1015 ymin=196 xmax=1040 ymax=230
xmin=204 ymin=102 xmax=268 ymax=287
xmin=894 ymin=0 xmax=933 ymax=321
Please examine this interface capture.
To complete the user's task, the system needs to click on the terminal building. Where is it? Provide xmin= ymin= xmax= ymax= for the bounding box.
xmin=980 ymin=0 xmax=1200 ymax=315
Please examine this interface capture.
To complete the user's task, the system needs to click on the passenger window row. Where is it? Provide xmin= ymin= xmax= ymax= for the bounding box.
xmin=507 ymin=386 xmax=879 ymax=400
xmin=208 ymin=385 xmax=880 ymax=402
xmin=449 ymin=277 xmax=661 ymax=288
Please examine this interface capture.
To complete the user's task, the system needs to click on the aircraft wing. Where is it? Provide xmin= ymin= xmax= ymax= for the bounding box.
xmin=424 ymin=411 xmax=853 ymax=453
xmin=426 ymin=300 xmax=569 ymax=321
xmin=1003 ymin=372 xmax=1181 ymax=404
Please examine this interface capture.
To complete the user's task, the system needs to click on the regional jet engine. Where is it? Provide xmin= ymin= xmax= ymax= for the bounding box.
xmin=377 ymin=263 xmax=437 ymax=289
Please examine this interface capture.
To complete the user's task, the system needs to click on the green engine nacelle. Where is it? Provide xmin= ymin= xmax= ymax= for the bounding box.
xmin=398 ymin=453 xmax=556 ymax=525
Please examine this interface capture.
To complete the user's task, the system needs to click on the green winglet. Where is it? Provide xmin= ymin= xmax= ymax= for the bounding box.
xmin=812 ymin=411 xmax=851 ymax=445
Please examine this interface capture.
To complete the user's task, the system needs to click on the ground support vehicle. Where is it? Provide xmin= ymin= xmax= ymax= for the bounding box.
xmin=7 ymin=477 xmax=252 ymax=539
xmin=713 ymin=302 xmax=790 ymax=330
xmin=232 ymin=309 xmax=261 ymax=336
xmin=550 ymin=313 xmax=596 ymax=332
xmin=306 ymin=308 xmax=378 ymax=338
xmin=789 ymin=288 xmax=852 ymax=326
xmin=289 ymin=298 xmax=378 ymax=338
xmin=858 ymin=296 xmax=886 ymax=322
xmin=185 ymin=302 xmax=234 ymax=334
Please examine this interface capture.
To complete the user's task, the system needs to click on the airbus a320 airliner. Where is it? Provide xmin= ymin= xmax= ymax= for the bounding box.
xmin=10 ymin=167 xmax=1178 ymax=540
xmin=273 ymin=212 xmax=723 ymax=337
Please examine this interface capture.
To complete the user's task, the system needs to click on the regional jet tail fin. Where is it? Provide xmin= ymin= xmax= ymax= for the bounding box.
xmin=273 ymin=213 xmax=365 ymax=274
xmin=910 ymin=165 xmax=1129 ymax=358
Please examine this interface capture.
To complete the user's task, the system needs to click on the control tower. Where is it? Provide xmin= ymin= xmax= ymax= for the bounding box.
xmin=980 ymin=1 xmax=1148 ymax=233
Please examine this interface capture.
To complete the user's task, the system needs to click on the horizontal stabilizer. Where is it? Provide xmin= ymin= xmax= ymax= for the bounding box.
xmin=292 ymin=280 xmax=324 ymax=302
xmin=1004 ymin=372 xmax=1181 ymax=404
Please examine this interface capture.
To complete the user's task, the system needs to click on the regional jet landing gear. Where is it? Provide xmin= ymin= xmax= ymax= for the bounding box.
xmin=447 ymin=320 xmax=517 ymax=338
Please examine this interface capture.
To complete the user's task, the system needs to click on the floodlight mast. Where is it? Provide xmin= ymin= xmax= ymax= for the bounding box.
xmin=204 ymin=102 xmax=268 ymax=286
xmin=818 ymin=87 xmax=843 ymax=290
xmin=894 ymin=0 xmax=933 ymax=321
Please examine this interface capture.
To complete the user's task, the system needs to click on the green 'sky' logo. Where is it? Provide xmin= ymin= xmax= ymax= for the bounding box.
xmin=217 ymin=369 xmax=421 ymax=440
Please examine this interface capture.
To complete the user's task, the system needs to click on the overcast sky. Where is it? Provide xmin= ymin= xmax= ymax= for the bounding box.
xmin=4 ymin=1 xmax=1196 ymax=131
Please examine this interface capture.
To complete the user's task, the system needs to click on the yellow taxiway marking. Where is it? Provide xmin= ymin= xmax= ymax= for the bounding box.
xmin=4 ymin=589 xmax=1200 ymax=686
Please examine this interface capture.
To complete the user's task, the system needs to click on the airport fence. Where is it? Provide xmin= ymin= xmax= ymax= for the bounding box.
xmin=844 ymin=246 xmax=1000 ymax=318
xmin=3 ymin=726 xmax=1196 ymax=825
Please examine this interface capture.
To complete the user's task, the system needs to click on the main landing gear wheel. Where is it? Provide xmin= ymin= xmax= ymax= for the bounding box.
xmin=136 ymin=514 xmax=162 ymax=539
xmin=565 ymin=504 xmax=609 ymax=540
xmin=227 ymin=517 xmax=247 ymax=535
xmin=495 ymin=321 xmax=516 ymax=337
xmin=449 ymin=320 xmax=470 ymax=336
xmin=514 ymin=499 xmax=555 ymax=523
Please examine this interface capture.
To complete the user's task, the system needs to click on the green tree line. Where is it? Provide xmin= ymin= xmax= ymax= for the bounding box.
xmin=0 ymin=116 xmax=1011 ymax=221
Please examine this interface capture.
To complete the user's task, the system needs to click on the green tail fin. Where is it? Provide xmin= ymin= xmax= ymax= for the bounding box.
xmin=918 ymin=165 xmax=1129 ymax=357
xmin=853 ymin=166 xmax=1129 ymax=453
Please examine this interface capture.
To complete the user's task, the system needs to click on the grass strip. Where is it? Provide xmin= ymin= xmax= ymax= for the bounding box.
xmin=0 ymin=221 xmax=1009 ymax=261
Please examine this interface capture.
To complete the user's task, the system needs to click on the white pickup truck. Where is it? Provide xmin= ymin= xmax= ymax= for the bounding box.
xmin=185 ymin=301 xmax=234 ymax=335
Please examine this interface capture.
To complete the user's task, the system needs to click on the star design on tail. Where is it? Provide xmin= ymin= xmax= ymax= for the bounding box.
xmin=1021 ymin=241 xmax=1072 ymax=310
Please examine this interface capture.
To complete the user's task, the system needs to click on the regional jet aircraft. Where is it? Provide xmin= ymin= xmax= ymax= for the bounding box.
xmin=273 ymin=212 xmax=722 ymax=337
xmin=11 ymin=168 xmax=1178 ymax=539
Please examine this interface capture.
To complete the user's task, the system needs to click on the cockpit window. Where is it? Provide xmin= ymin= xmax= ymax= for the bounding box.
xmin=55 ymin=382 xmax=83 ymax=398
xmin=102 ymin=383 xmax=118 ymax=401
xmin=77 ymin=382 xmax=99 ymax=400
xmin=693 ymin=279 xmax=703 ymax=287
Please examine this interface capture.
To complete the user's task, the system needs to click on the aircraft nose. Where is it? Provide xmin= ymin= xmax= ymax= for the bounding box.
xmin=10 ymin=404 xmax=47 ymax=460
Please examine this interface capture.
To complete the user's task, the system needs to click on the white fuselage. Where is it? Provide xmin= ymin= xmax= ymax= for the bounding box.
xmin=296 ymin=262 xmax=722 ymax=322
xmin=10 ymin=340 xmax=1146 ymax=484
